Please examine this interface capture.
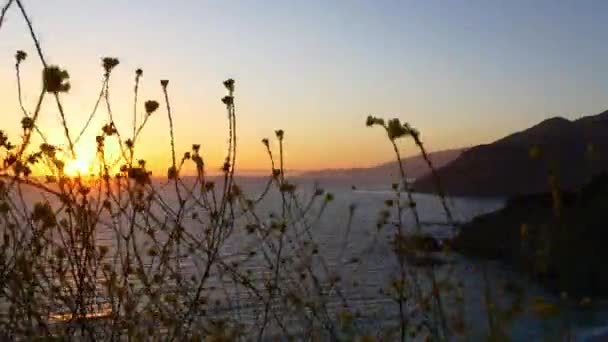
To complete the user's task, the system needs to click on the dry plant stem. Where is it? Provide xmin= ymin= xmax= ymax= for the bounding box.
xmin=74 ymin=79 xmax=106 ymax=145
xmin=0 ymin=0 xmax=14 ymax=31
xmin=389 ymin=138 xmax=421 ymax=231
xmin=9 ymin=2 xmax=58 ymax=166
xmin=1 ymin=3 xmax=486 ymax=339
xmin=412 ymin=136 xmax=455 ymax=225
xmin=15 ymin=62 xmax=29 ymax=117
xmin=16 ymin=62 xmax=47 ymax=143
xmin=258 ymin=135 xmax=287 ymax=341
xmin=387 ymin=137 xmax=417 ymax=342
xmin=16 ymin=0 xmax=75 ymax=157
xmin=133 ymin=73 xmax=141 ymax=139
xmin=384 ymin=125 xmax=453 ymax=341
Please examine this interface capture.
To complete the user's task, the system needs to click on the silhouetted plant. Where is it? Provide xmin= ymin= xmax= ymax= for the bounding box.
xmin=0 ymin=2 xmax=591 ymax=341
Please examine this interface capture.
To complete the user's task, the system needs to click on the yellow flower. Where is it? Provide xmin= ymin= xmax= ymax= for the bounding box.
xmin=520 ymin=223 xmax=529 ymax=240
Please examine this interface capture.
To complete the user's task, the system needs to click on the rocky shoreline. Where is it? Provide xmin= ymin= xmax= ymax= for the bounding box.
xmin=450 ymin=173 xmax=608 ymax=298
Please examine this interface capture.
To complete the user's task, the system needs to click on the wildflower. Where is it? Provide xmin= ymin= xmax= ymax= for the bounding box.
xmin=339 ymin=311 xmax=354 ymax=329
xmin=520 ymin=223 xmax=529 ymax=240
xmin=32 ymin=202 xmax=56 ymax=228
xmin=54 ymin=159 xmax=64 ymax=170
xmin=102 ymin=57 xmax=119 ymax=74
xmin=261 ymin=138 xmax=269 ymax=147
xmin=124 ymin=139 xmax=133 ymax=149
xmin=366 ymin=115 xmax=384 ymax=127
xmin=0 ymin=131 xmax=8 ymax=147
xmin=54 ymin=248 xmax=66 ymax=259
xmin=279 ymin=183 xmax=296 ymax=193
xmin=98 ymin=245 xmax=109 ymax=256
xmin=145 ymin=100 xmax=159 ymax=114
xmin=43 ymin=66 xmax=71 ymax=93
xmin=160 ymin=79 xmax=169 ymax=88
xmin=532 ymin=302 xmax=559 ymax=318
xmin=586 ymin=143 xmax=598 ymax=160
xmin=14 ymin=161 xmax=31 ymax=177
xmin=147 ymin=247 xmax=158 ymax=257
xmin=221 ymin=95 xmax=234 ymax=106
xmin=275 ymin=129 xmax=284 ymax=140
xmin=192 ymin=144 xmax=201 ymax=152
xmin=40 ymin=143 xmax=56 ymax=158
xmin=102 ymin=123 xmax=117 ymax=136
xmin=15 ymin=50 xmax=27 ymax=64
xmin=387 ymin=118 xmax=408 ymax=140
xmin=183 ymin=152 xmax=191 ymax=160
xmin=529 ymin=146 xmax=543 ymax=160
xmin=245 ymin=223 xmax=257 ymax=234
xmin=223 ymin=78 xmax=235 ymax=92
xmin=135 ymin=68 xmax=143 ymax=77
xmin=222 ymin=161 xmax=230 ymax=172
xmin=128 ymin=167 xmax=150 ymax=185
xmin=27 ymin=153 xmax=40 ymax=165
xmin=21 ymin=117 xmax=34 ymax=130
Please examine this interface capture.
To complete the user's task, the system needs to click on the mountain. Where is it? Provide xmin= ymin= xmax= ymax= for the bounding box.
xmin=413 ymin=110 xmax=608 ymax=196
xmin=298 ymin=148 xmax=464 ymax=185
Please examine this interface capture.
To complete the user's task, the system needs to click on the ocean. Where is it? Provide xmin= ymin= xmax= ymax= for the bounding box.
xmin=1 ymin=176 xmax=607 ymax=340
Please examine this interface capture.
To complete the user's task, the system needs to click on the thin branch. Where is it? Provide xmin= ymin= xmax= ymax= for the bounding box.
xmin=0 ymin=0 xmax=14 ymax=32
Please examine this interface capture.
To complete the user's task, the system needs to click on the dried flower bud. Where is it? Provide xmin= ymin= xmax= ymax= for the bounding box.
xmin=102 ymin=57 xmax=119 ymax=73
xmin=15 ymin=50 xmax=27 ymax=64
xmin=223 ymin=78 xmax=235 ymax=92
xmin=145 ymin=100 xmax=159 ymax=114
xmin=43 ymin=66 xmax=71 ymax=93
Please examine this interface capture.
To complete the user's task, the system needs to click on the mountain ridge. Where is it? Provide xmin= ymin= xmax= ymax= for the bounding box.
xmin=298 ymin=148 xmax=465 ymax=184
xmin=413 ymin=110 xmax=608 ymax=196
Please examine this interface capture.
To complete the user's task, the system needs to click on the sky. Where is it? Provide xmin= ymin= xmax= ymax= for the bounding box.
xmin=1 ymin=0 xmax=608 ymax=174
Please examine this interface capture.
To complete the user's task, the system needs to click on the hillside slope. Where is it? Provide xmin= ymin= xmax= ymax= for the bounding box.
xmin=413 ymin=110 xmax=608 ymax=196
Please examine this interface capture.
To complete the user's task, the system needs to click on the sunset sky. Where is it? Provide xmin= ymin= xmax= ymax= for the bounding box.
xmin=1 ymin=0 xmax=608 ymax=174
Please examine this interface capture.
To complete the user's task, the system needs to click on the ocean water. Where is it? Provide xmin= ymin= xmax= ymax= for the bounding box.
xmin=2 ymin=176 xmax=607 ymax=340
xmin=286 ymin=179 xmax=608 ymax=341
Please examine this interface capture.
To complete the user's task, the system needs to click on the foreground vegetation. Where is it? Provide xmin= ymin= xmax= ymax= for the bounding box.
xmin=453 ymin=171 xmax=608 ymax=297
xmin=0 ymin=1 xmax=605 ymax=341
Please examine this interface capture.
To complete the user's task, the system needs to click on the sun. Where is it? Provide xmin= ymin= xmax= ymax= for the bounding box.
xmin=63 ymin=157 xmax=93 ymax=177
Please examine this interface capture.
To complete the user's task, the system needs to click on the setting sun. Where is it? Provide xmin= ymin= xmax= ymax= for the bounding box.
xmin=63 ymin=157 xmax=93 ymax=177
